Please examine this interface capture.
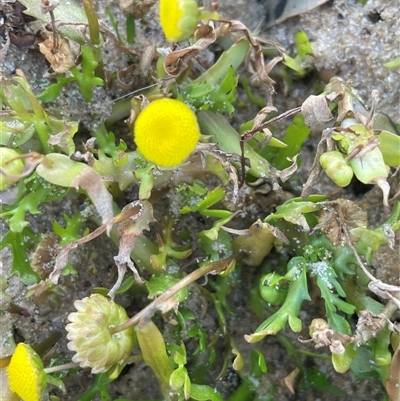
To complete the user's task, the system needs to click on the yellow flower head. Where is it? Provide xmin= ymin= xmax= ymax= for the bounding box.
xmin=7 ymin=343 xmax=47 ymax=401
xmin=159 ymin=0 xmax=200 ymax=42
xmin=134 ymin=98 xmax=201 ymax=167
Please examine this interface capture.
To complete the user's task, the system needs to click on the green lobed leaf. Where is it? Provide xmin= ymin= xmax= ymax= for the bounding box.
xmin=37 ymin=76 xmax=75 ymax=103
xmin=245 ymin=262 xmax=311 ymax=343
xmin=1 ymin=177 xmax=67 ymax=233
xmin=1 ymin=229 xmax=40 ymax=284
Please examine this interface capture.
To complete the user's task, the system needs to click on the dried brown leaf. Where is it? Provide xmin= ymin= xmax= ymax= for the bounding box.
xmin=49 ymin=223 xmax=108 ymax=285
xmin=326 ymin=77 xmax=355 ymax=123
xmin=301 ymin=128 xmax=331 ymax=199
xmin=280 ymin=367 xmax=300 ymax=394
xmin=38 ymin=36 xmax=74 ymax=73
xmin=316 ymin=199 xmax=368 ymax=246
xmin=108 ymin=200 xmax=156 ymax=298
xmin=31 ymin=233 xmax=59 ymax=279
xmin=368 ymin=281 xmax=400 ymax=310
xmin=219 ymin=19 xmax=278 ymax=95
xmin=301 ymin=94 xmax=333 ymax=128
xmin=279 ymin=155 xmax=299 ymax=183
xmin=196 ymin=142 xmax=240 ymax=204
xmin=164 ymin=23 xmax=217 ymax=77
xmin=72 ymin=167 xmax=114 ymax=233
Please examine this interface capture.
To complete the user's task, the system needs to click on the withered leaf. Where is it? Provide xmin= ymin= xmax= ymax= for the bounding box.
xmin=38 ymin=36 xmax=74 ymax=73
xmin=301 ymin=94 xmax=333 ymax=128
xmin=232 ymin=220 xmax=275 ymax=266
xmin=72 ymin=166 xmax=114 ymax=233
xmin=316 ymin=199 xmax=367 ymax=246
xmin=108 ymin=200 xmax=156 ymax=298
xmin=164 ymin=22 xmax=217 ymax=77
xmin=280 ymin=367 xmax=300 ymax=394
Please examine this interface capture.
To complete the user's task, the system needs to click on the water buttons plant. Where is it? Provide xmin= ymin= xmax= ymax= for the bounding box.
xmin=133 ymin=98 xmax=201 ymax=167
xmin=159 ymin=0 xmax=219 ymax=42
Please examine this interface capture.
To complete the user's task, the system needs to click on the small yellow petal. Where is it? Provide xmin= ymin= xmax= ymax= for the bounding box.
xmin=134 ymin=98 xmax=201 ymax=167
xmin=7 ymin=343 xmax=47 ymax=401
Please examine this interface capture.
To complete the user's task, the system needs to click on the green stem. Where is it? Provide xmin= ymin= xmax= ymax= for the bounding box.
xmin=276 ymin=334 xmax=305 ymax=372
xmin=296 ymin=349 xmax=331 ymax=360
xmin=82 ymin=0 xmax=105 ymax=80
xmin=112 ymin=257 xmax=234 ymax=333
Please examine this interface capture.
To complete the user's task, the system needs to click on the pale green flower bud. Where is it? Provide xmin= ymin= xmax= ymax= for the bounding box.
xmin=66 ymin=294 xmax=133 ymax=373
xmin=0 ymin=148 xmax=24 ymax=190
xmin=319 ymin=150 xmax=353 ymax=187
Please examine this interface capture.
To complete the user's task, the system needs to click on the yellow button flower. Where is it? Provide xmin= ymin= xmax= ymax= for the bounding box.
xmin=134 ymin=98 xmax=201 ymax=167
xmin=7 ymin=343 xmax=47 ymax=401
xmin=159 ymin=0 xmax=200 ymax=42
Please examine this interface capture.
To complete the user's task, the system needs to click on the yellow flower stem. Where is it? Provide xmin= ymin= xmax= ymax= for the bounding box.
xmin=111 ymin=256 xmax=235 ymax=334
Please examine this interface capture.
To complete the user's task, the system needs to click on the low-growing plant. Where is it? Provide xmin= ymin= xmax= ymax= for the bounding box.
xmin=1 ymin=0 xmax=399 ymax=400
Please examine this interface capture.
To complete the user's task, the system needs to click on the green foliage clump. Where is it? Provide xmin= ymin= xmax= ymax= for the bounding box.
xmin=1 ymin=1 xmax=399 ymax=400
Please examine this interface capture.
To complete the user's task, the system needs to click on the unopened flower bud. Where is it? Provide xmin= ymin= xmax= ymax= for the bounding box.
xmin=66 ymin=294 xmax=133 ymax=373
xmin=319 ymin=150 xmax=353 ymax=187
xmin=0 ymin=148 xmax=24 ymax=190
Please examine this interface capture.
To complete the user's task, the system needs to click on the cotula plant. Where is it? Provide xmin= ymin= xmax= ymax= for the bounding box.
xmin=1 ymin=0 xmax=400 ymax=400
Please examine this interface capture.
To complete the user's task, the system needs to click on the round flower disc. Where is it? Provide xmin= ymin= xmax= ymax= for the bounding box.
xmin=134 ymin=98 xmax=201 ymax=167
